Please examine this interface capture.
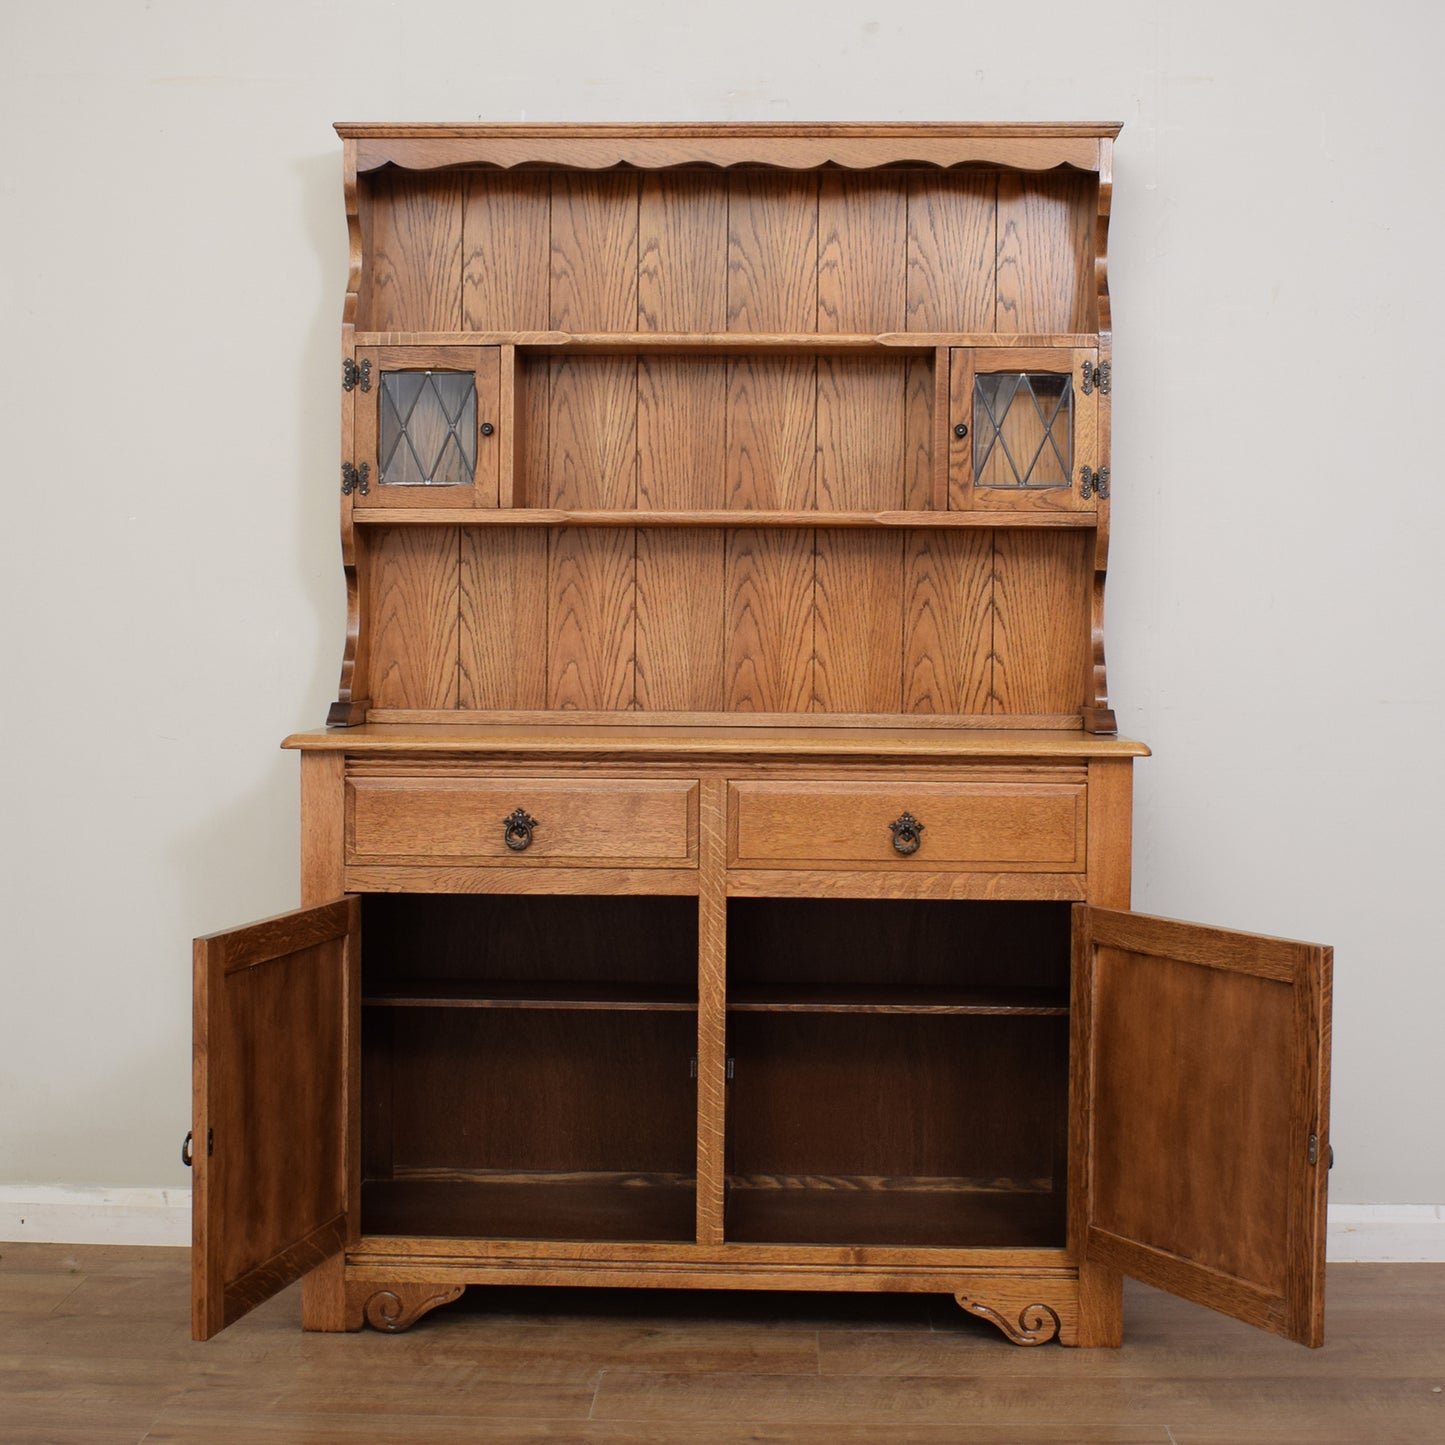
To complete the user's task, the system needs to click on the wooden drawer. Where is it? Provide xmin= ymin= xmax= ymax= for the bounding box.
xmin=729 ymin=780 xmax=1086 ymax=872
xmin=347 ymin=777 xmax=698 ymax=866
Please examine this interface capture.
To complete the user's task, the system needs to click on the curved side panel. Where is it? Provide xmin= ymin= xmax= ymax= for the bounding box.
xmin=1082 ymin=140 xmax=1116 ymax=735
xmin=330 ymin=138 xmax=371 ymax=728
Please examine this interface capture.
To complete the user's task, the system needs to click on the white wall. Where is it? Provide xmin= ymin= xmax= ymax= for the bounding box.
xmin=2 ymin=0 xmax=1441 ymax=1207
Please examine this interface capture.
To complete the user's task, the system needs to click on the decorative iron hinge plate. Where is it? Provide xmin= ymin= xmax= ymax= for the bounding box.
xmin=1080 ymin=465 xmax=1110 ymax=500
xmin=342 ymin=358 xmax=372 ymax=393
xmin=690 ymin=1056 xmax=735 ymax=1081
xmin=341 ymin=462 xmax=370 ymax=496
xmin=1081 ymin=359 xmax=1111 ymax=395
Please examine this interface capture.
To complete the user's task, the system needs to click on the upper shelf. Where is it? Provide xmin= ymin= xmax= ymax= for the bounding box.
xmin=352 ymin=331 xmax=1098 ymax=353
xmin=348 ymin=509 xmax=1101 ymax=530
xmin=336 ymin=122 xmax=1121 ymax=177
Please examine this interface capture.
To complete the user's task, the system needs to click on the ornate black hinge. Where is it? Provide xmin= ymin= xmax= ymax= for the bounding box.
xmin=1080 ymin=465 xmax=1110 ymax=500
xmin=341 ymin=462 xmax=370 ymax=496
xmin=342 ymin=358 xmax=372 ymax=392
xmin=1081 ymin=359 xmax=1111 ymax=395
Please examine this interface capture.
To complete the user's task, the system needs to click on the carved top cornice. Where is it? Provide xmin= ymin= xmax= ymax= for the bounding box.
xmin=335 ymin=122 xmax=1121 ymax=176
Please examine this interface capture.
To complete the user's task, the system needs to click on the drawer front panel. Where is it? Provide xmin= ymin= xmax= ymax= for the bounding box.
xmin=348 ymin=777 xmax=698 ymax=866
xmin=729 ymin=781 xmax=1086 ymax=871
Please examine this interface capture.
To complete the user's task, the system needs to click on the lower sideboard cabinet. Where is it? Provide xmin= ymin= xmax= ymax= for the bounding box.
xmin=188 ymin=740 xmax=1332 ymax=1349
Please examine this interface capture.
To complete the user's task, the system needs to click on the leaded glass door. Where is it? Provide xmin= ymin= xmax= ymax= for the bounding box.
xmin=948 ymin=349 xmax=1101 ymax=513
xmin=354 ymin=347 xmax=501 ymax=509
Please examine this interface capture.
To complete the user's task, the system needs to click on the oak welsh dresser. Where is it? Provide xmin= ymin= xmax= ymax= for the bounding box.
xmin=188 ymin=123 xmax=1333 ymax=1348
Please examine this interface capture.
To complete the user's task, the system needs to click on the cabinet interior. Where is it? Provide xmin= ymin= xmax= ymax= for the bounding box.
xmin=359 ymin=894 xmax=1070 ymax=1250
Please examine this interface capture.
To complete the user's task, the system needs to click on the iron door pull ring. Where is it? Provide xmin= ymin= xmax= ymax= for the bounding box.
xmin=889 ymin=811 xmax=925 ymax=856
xmin=503 ymin=808 xmax=539 ymax=851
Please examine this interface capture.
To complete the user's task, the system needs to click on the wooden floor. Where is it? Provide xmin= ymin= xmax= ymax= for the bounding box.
xmin=1 ymin=1246 xmax=1441 ymax=1444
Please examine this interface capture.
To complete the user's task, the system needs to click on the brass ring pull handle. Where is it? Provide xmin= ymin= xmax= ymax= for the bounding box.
xmin=502 ymin=808 xmax=539 ymax=852
xmin=888 ymin=811 xmax=924 ymax=856
xmin=181 ymin=1131 xmax=193 ymax=1168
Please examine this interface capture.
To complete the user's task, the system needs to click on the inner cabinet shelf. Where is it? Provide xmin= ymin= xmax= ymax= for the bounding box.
xmin=192 ymin=123 xmax=1333 ymax=1353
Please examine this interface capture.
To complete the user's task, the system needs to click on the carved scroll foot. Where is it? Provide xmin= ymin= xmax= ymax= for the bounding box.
xmin=360 ymin=1283 xmax=465 ymax=1333
xmin=953 ymin=1283 xmax=1080 ymax=1346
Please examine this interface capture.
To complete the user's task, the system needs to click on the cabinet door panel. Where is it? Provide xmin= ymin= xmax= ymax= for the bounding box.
xmin=1074 ymin=906 xmax=1331 ymax=1346
xmin=354 ymin=346 xmax=500 ymax=508
xmin=949 ymin=348 xmax=1098 ymax=514
xmin=192 ymin=898 xmax=358 ymax=1340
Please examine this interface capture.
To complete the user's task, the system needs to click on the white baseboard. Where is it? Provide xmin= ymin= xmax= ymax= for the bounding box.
xmin=0 ymin=1187 xmax=190 ymax=1247
xmin=2 ymin=1189 xmax=1443 ymax=1262
xmin=1327 ymin=1204 xmax=1445 ymax=1262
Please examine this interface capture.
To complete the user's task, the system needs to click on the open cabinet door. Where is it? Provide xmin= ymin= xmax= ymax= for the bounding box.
xmin=191 ymin=897 xmax=359 ymax=1340
xmin=1074 ymin=906 xmax=1332 ymax=1345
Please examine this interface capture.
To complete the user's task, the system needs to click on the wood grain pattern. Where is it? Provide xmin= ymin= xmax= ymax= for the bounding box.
xmin=462 ymin=172 xmax=550 ymax=331
xmin=458 ymin=528 xmax=548 ymax=709
xmin=727 ymin=1011 xmax=1068 ymax=1195
xmin=377 ymin=1011 xmax=697 ymax=1176
xmin=550 ymin=171 xmax=640 ymax=330
xmin=637 ymin=357 xmax=727 ymax=510
xmin=345 ymin=864 xmax=700 ymax=896
xmin=347 ymin=777 xmax=696 ymax=864
xmin=364 ymin=172 xmax=463 ymax=331
xmin=726 ymin=870 xmax=1088 ymax=903
xmin=816 ymin=358 xmax=907 ymax=511
xmin=22 ymin=1245 xmax=1445 ymax=1436
xmin=902 ymin=528 xmax=993 ymax=714
xmin=348 ymin=125 xmax=1113 ymax=178
xmin=817 ymin=172 xmax=907 ymax=332
xmin=955 ymin=1285 xmax=1073 ymax=1346
xmin=1080 ymin=908 xmax=1331 ymax=1345
xmin=353 ymin=345 xmax=499 ymax=510
xmin=512 ymin=355 xmax=550 ymax=509
xmin=696 ymin=778 xmax=728 ymax=1245
xmin=726 ymin=358 xmax=817 ymax=510
xmin=548 ymin=527 xmax=635 ymax=710
xmin=903 ymin=354 xmax=935 ymax=511
xmin=636 ymin=530 xmax=726 ymax=712
xmin=357 ymin=1283 xmax=465 ymax=1333
xmin=906 ymin=172 xmax=997 ymax=331
xmin=996 ymin=172 xmax=1097 ymax=333
xmin=639 ymin=172 xmax=728 ymax=332
xmin=729 ymin=781 xmax=1086 ymax=871
xmin=222 ymin=125 xmax=1285 ymax=1356
xmin=300 ymin=751 xmax=346 ymax=905
xmin=723 ymin=528 xmax=814 ymax=712
xmin=728 ymin=172 xmax=818 ymax=332
xmin=546 ymin=357 xmax=637 ymax=509
xmin=192 ymin=899 xmax=358 ymax=1338
xmin=990 ymin=531 xmax=1091 ymax=715
xmin=292 ymin=723 xmax=1145 ymax=757
xmin=366 ymin=526 xmax=460 ymax=710
xmin=813 ymin=530 xmax=903 ymax=713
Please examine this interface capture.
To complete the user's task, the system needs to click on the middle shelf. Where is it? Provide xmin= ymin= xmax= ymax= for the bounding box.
xmin=362 ymin=980 xmax=1068 ymax=1016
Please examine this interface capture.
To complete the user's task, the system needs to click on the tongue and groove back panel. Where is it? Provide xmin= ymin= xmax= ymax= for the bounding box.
xmin=353 ymin=161 xmax=1100 ymax=722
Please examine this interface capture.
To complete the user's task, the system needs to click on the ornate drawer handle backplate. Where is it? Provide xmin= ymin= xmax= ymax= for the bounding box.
xmin=502 ymin=808 xmax=539 ymax=851
xmin=888 ymin=811 xmax=925 ymax=856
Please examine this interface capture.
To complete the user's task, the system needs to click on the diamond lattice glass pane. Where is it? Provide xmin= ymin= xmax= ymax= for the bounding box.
xmin=378 ymin=370 xmax=477 ymax=486
xmin=972 ymin=372 xmax=1073 ymax=489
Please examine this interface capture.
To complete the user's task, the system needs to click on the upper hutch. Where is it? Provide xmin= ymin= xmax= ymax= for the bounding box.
xmin=189 ymin=124 xmax=1333 ymax=1350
